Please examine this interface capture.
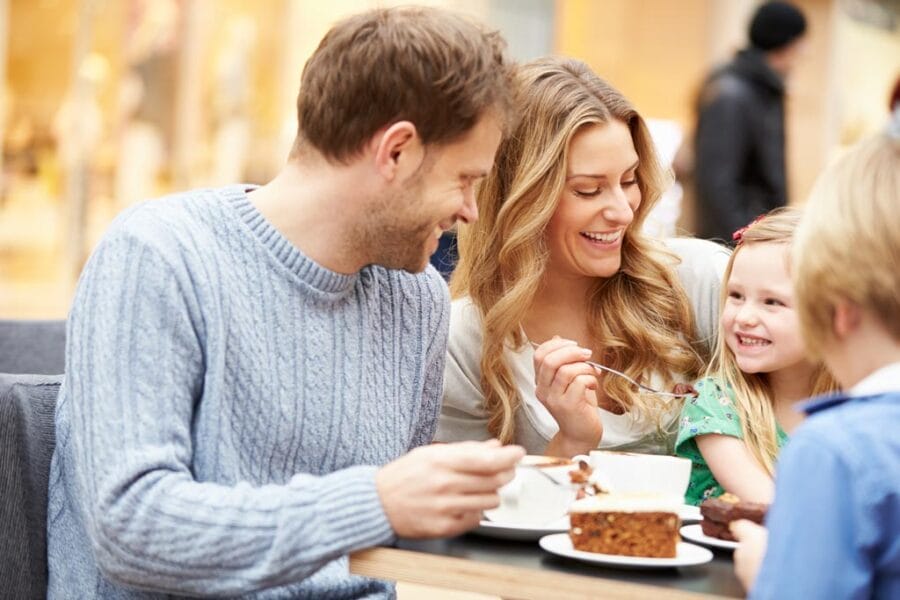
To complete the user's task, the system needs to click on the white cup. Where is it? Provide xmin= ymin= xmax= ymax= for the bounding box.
xmin=483 ymin=455 xmax=576 ymax=526
xmin=572 ymin=451 xmax=691 ymax=499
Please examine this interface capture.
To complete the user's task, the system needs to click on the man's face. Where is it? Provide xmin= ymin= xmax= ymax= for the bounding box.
xmin=365 ymin=114 xmax=503 ymax=273
xmin=770 ymin=36 xmax=807 ymax=78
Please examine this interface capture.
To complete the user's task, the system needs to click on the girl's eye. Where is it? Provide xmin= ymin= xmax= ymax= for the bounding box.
xmin=727 ymin=291 xmax=742 ymax=300
xmin=765 ymin=298 xmax=786 ymax=307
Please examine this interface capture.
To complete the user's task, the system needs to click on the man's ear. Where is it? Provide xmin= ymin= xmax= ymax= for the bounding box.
xmin=833 ymin=300 xmax=862 ymax=339
xmin=372 ymin=121 xmax=425 ymax=182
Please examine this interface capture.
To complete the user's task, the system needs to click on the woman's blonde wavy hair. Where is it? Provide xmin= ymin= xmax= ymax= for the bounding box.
xmin=707 ymin=207 xmax=839 ymax=475
xmin=450 ymin=57 xmax=704 ymax=444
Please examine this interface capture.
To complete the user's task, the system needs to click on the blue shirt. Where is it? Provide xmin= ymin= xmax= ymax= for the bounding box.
xmin=751 ymin=389 xmax=900 ymax=599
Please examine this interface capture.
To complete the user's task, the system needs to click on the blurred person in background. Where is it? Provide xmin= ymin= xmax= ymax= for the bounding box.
xmin=694 ymin=1 xmax=807 ymax=244
xmin=47 ymin=7 xmax=524 ymax=599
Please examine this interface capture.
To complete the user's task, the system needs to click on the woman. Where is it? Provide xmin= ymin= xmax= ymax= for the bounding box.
xmin=436 ymin=57 xmax=729 ymax=457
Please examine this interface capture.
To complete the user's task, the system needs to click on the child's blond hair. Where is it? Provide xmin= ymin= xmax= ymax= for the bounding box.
xmin=793 ymin=133 xmax=900 ymax=352
xmin=707 ymin=207 xmax=839 ymax=475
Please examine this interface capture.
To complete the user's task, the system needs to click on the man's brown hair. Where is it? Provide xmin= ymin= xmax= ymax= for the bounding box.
xmin=292 ymin=6 xmax=514 ymax=163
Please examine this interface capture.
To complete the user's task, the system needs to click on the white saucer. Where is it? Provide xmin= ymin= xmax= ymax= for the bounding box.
xmin=678 ymin=504 xmax=702 ymax=523
xmin=472 ymin=516 xmax=569 ymax=542
xmin=539 ymin=533 xmax=713 ymax=569
xmin=679 ymin=524 xmax=739 ymax=550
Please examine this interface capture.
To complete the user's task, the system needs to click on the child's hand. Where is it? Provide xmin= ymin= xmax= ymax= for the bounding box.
xmin=731 ymin=519 xmax=768 ymax=592
xmin=672 ymin=383 xmax=698 ymax=397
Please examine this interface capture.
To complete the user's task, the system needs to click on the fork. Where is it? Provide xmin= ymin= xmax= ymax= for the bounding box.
xmin=518 ymin=463 xmax=596 ymax=496
xmin=529 ymin=341 xmax=696 ymax=399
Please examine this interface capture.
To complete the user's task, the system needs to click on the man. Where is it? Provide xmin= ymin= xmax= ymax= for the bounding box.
xmin=694 ymin=1 xmax=807 ymax=243
xmin=47 ymin=7 xmax=523 ymax=598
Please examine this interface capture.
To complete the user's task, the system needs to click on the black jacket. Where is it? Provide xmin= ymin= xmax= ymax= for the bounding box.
xmin=694 ymin=48 xmax=787 ymax=243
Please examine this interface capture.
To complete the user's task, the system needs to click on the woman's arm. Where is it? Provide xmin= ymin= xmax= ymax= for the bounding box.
xmin=695 ymin=434 xmax=774 ymax=503
xmin=435 ymin=300 xmax=494 ymax=443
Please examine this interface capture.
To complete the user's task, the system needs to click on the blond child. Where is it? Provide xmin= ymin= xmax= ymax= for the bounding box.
xmin=676 ymin=207 xmax=838 ymax=505
xmin=732 ymin=131 xmax=900 ymax=598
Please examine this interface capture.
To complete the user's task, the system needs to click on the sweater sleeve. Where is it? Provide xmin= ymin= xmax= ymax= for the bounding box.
xmin=408 ymin=267 xmax=451 ymax=450
xmin=665 ymin=237 xmax=730 ymax=357
xmin=65 ymin=229 xmax=394 ymax=596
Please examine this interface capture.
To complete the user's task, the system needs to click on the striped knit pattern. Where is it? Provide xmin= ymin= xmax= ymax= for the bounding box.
xmin=46 ymin=185 xmax=450 ymax=598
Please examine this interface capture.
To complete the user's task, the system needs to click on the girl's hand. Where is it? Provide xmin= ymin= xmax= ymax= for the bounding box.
xmin=532 ymin=337 xmax=603 ymax=456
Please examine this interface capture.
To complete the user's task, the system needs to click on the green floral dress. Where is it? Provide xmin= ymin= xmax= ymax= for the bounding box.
xmin=675 ymin=377 xmax=788 ymax=505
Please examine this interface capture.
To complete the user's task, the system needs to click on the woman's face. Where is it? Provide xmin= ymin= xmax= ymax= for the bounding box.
xmin=545 ymin=120 xmax=641 ymax=282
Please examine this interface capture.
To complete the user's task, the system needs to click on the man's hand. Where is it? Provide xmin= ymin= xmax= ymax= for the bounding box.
xmin=376 ymin=440 xmax=525 ymax=538
xmin=731 ymin=519 xmax=768 ymax=592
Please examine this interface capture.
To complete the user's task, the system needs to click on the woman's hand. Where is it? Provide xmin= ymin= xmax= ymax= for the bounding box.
xmin=533 ymin=337 xmax=603 ymax=457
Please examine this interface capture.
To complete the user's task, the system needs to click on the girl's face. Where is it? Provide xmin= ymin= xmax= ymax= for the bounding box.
xmin=721 ymin=242 xmax=810 ymax=375
xmin=545 ymin=121 xmax=641 ymax=282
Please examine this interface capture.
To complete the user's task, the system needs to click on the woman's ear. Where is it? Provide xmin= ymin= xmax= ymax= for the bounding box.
xmin=372 ymin=121 xmax=425 ymax=182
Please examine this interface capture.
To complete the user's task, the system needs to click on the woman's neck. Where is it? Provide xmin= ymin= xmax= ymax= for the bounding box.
xmin=521 ymin=271 xmax=594 ymax=345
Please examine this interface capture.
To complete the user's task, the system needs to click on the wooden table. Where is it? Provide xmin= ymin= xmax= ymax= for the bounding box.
xmin=350 ymin=533 xmax=744 ymax=600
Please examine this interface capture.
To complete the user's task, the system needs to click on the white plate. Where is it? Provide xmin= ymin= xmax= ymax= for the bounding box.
xmin=679 ymin=504 xmax=702 ymax=523
xmin=539 ymin=533 xmax=713 ymax=569
xmin=680 ymin=524 xmax=739 ymax=550
xmin=472 ymin=516 xmax=569 ymax=542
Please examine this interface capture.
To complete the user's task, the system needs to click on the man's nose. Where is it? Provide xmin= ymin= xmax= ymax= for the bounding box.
xmin=457 ymin=187 xmax=479 ymax=224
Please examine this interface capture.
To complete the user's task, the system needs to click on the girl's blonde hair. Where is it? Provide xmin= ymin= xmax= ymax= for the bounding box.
xmin=708 ymin=207 xmax=839 ymax=475
xmin=450 ymin=57 xmax=703 ymax=444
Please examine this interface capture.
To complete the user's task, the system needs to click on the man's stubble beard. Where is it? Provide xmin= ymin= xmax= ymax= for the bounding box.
xmin=350 ymin=176 xmax=433 ymax=273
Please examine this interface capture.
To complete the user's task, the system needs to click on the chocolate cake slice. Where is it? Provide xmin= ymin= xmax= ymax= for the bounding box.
xmin=699 ymin=493 xmax=768 ymax=541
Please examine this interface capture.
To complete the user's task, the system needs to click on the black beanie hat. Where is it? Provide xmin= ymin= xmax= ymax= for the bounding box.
xmin=749 ymin=1 xmax=807 ymax=51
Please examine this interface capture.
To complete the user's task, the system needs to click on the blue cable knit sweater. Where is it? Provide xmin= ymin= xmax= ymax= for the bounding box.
xmin=47 ymin=185 xmax=450 ymax=598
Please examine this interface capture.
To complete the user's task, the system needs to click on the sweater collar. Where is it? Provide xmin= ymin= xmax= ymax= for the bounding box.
xmin=219 ymin=185 xmax=359 ymax=295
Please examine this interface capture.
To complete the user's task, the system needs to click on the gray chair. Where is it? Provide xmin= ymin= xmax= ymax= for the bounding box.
xmin=0 ymin=319 xmax=66 ymax=375
xmin=0 ymin=373 xmax=62 ymax=599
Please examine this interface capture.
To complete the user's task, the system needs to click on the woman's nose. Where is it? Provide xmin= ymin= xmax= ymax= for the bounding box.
xmin=601 ymin=186 xmax=635 ymax=226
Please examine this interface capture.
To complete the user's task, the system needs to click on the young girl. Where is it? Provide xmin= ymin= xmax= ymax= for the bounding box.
xmin=676 ymin=208 xmax=839 ymax=505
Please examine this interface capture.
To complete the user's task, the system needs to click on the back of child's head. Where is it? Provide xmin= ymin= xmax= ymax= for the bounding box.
xmin=793 ymin=133 xmax=900 ymax=353
xmin=709 ymin=206 xmax=838 ymax=474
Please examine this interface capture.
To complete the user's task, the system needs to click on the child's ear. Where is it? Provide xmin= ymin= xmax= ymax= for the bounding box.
xmin=833 ymin=300 xmax=862 ymax=339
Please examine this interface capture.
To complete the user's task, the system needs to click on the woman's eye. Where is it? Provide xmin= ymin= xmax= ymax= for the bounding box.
xmin=574 ymin=188 xmax=602 ymax=198
xmin=622 ymin=179 xmax=638 ymax=187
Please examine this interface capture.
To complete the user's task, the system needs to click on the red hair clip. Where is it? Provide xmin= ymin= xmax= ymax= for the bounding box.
xmin=732 ymin=214 xmax=767 ymax=244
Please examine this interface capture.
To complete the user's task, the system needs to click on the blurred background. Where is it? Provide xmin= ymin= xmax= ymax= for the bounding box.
xmin=1 ymin=0 xmax=898 ymax=319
